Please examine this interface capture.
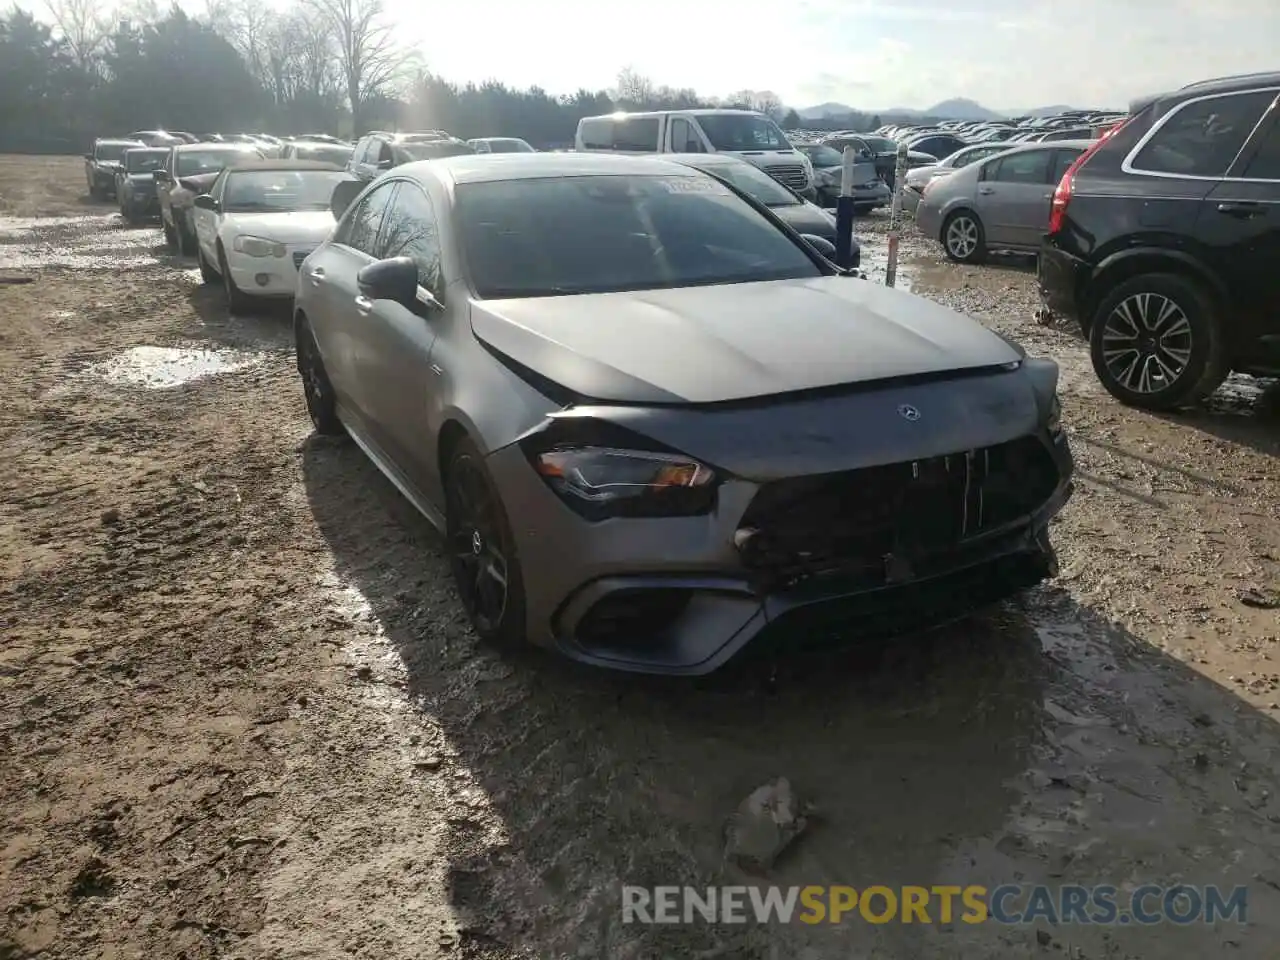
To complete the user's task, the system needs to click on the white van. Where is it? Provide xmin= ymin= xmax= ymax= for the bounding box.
xmin=574 ymin=109 xmax=816 ymax=198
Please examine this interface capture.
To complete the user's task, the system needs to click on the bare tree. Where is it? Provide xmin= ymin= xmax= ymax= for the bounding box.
xmin=307 ymin=0 xmax=410 ymax=133
xmin=45 ymin=0 xmax=109 ymax=73
xmin=726 ymin=89 xmax=785 ymax=120
xmin=614 ymin=67 xmax=654 ymax=110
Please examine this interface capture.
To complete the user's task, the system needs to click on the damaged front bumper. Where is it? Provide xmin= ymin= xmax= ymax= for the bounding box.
xmin=487 ymin=365 xmax=1075 ymax=675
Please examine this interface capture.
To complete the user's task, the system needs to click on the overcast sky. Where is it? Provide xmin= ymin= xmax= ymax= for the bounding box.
xmin=22 ymin=0 xmax=1280 ymax=110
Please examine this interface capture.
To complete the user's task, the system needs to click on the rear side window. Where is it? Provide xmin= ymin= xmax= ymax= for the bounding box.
xmin=987 ymin=150 xmax=1051 ymax=184
xmin=1048 ymin=147 xmax=1085 ymax=184
xmin=579 ymin=119 xmax=613 ymax=150
xmin=613 ymin=118 xmax=659 ymax=152
xmin=1240 ymin=113 xmax=1280 ymax=180
xmin=1130 ymin=89 xmax=1275 ymax=177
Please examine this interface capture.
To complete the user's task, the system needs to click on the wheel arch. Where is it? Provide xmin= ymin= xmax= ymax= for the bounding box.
xmin=1082 ymin=249 xmax=1227 ymax=335
xmin=437 ymin=419 xmax=471 ymax=483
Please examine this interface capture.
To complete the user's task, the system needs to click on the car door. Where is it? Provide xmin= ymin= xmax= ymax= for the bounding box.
xmin=193 ymin=170 xmax=226 ymax=262
xmin=975 ymin=148 xmax=1054 ymax=248
xmin=302 ymin=179 xmax=399 ymax=432
xmin=355 ymin=181 xmax=445 ymax=488
xmin=1200 ymin=94 xmax=1280 ymax=349
xmin=156 ymin=148 xmax=178 ymax=225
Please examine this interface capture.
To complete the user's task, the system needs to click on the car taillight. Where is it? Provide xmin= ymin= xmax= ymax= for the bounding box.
xmin=1047 ymin=114 xmax=1134 ymax=235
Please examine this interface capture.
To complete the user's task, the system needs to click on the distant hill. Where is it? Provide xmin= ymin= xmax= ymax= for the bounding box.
xmin=1010 ymin=104 xmax=1079 ymax=118
xmin=797 ymin=97 xmax=1006 ymax=121
xmin=797 ymin=102 xmax=858 ymax=120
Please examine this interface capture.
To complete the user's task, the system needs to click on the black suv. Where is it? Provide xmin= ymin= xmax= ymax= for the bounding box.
xmin=347 ymin=131 xmax=474 ymax=182
xmin=1039 ymin=73 xmax=1280 ymax=410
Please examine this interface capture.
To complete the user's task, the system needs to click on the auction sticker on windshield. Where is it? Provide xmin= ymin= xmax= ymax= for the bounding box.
xmin=657 ymin=177 xmax=731 ymax=194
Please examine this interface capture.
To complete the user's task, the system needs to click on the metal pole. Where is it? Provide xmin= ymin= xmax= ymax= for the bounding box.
xmin=884 ymin=140 xmax=909 ymax=288
xmin=833 ymin=145 xmax=856 ymax=270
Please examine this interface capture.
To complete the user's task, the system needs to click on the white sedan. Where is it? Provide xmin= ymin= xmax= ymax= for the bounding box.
xmin=191 ymin=159 xmax=354 ymax=309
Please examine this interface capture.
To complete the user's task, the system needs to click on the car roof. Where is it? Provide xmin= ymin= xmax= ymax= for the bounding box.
xmin=176 ymin=142 xmax=261 ymax=152
xmin=1134 ymin=71 xmax=1280 ymax=115
xmin=223 ymin=159 xmax=346 ymax=173
xmin=97 ymin=138 xmax=145 ymax=146
xmin=401 ymin=152 xmax=710 ymax=184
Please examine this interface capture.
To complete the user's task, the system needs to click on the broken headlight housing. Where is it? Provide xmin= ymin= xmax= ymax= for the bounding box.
xmin=531 ymin=446 xmax=717 ymax=521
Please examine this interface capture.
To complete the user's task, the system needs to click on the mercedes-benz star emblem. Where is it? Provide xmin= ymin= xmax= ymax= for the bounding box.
xmin=898 ymin=404 xmax=921 ymax=422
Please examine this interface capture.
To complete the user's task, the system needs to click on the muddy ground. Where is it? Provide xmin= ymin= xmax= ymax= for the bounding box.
xmin=2 ymin=154 xmax=1279 ymax=960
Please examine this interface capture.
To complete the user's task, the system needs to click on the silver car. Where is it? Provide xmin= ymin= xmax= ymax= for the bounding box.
xmin=901 ymin=143 xmax=1019 ymax=216
xmin=915 ymin=141 xmax=1091 ymax=263
xmin=294 ymin=153 xmax=1073 ymax=675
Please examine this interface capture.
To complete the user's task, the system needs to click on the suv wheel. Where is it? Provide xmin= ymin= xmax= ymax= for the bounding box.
xmin=942 ymin=210 xmax=986 ymax=264
xmin=1088 ymin=273 xmax=1228 ymax=411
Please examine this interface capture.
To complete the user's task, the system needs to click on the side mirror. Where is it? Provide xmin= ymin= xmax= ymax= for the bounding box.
xmin=193 ymin=194 xmax=218 ymax=211
xmin=357 ymin=256 xmax=420 ymax=308
xmin=330 ymin=179 xmax=362 ymax=219
xmin=800 ymin=234 xmax=837 ymax=260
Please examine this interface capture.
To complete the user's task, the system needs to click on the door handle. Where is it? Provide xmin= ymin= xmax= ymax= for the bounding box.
xmin=978 ymin=186 xmax=995 ymax=195
xmin=307 ymin=267 xmax=325 ymax=285
xmin=1216 ymin=201 xmax=1264 ymax=219
xmin=354 ymin=295 xmax=374 ymax=313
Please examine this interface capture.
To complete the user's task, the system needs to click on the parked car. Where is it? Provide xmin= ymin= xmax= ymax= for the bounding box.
xmin=84 ymin=138 xmax=144 ymax=199
xmin=666 ymin=153 xmax=859 ymax=264
xmin=294 ymin=152 xmax=1073 ymax=674
xmin=126 ymin=130 xmax=185 ymax=147
xmin=1039 ymin=73 xmax=1280 ymax=410
xmin=156 ymin=142 xmax=263 ymax=254
xmin=115 ymin=146 xmax=169 ymax=223
xmin=576 ymin=109 xmax=818 ymax=199
xmin=793 ymin=143 xmax=890 ymax=211
xmin=191 ymin=159 xmax=352 ymax=310
xmin=347 ymin=132 xmax=475 ymax=182
xmin=904 ymin=134 xmax=970 ymax=164
xmin=820 ymin=134 xmax=936 ymax=189
xmin=281 ymin=139 xmax=355 ymax=165
xmin=915 ymin=141 xmax=1090 ymax=263
xmin=467 ymin=137 xmax=536 ymax=153
xmin=901 ymin=143 xmax=1017 ymax=215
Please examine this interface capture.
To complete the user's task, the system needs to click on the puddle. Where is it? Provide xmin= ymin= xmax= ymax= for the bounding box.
xmin=0 ymin=213 xmax=163 ymax=269
xmin=89 ymin=345 xmax=265 ymax=389
xmin=856 ymin=238 xmax=914 ymax=292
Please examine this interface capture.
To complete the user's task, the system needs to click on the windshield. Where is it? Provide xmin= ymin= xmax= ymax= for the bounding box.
xmin=456 ymin=174 xmax=821 ymax=298
xmin=222 ymin=170 xmax=350 ymax=213
xmin=295 ymin=144 xmax=354 ymax=165
xmin=399 ymin=141 xmax=475 ymax=160
xmin=486 ymin=139 xmax=535 ymax=153
xmin=95 ymin=143 xmax=130 ymax=163
xmin=693 ymin=161 xmax=800 ymax=206
xmin=862 ymin=137 xmax=898 ymax=152
xmin=697 ymin=114 xmax=790 ymax=151
xmin=126 ymin=149 xmax=167 ymax=172
xmin=798 ymin=145 xmax=845 ymax=167
xmin=178 ymin=149 xmax=257 ymax=177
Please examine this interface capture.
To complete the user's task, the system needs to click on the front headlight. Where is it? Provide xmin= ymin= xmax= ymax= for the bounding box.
xmin=233 ymin=235 xmax=287 ymax=258
xmin=1047 ymin=395 xmax=1062 ymax=438
xmin=532 ymin=446 xmax=717 ymax=521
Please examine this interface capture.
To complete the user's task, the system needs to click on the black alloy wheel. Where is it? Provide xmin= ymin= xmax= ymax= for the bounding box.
xmin=296 ymin=323 xmax=343 ymax=436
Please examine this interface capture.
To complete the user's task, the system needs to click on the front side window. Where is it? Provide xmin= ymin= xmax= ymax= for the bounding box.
xmin=380 ymin=184 xmax=442 ymax=293
xmin=697 ymin=114 xmax=789 ymax=150
xmin=336 ymin=181 xmax=397 ymax=255
xmin=456 ymin=173 xmax=821 ymax=299
xmin=1240 ymin=111 xmax=1280 ymax=179
xmin=1131 ymin=89 xmax=1276 ymax=177
xmin=987 ymin=150 xmax=1051 ymax=184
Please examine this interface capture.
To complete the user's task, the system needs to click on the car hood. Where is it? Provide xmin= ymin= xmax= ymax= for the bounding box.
xmin=471 ymin=277 xmax=1021 ymax=405
xmin=220 ymin=210 xmax=335 ymax=244
xmin=768 ymin=203 xmax=839 ymax=243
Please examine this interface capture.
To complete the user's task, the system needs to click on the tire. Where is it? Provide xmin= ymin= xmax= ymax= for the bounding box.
xmin=296 ymin=319 xmax=345 ymax=436
xmin=196 ymin=243 xmax=217 ymax=284
xmin=942 ymin=209 xmax=986 ymax=264
xmin=218 ymin=245 xmax=251 ymax=312
xmin=1088 ymin=272 xmax=1228 ymax=411
xmin=445 ymin=437 xmax=527 ymax=651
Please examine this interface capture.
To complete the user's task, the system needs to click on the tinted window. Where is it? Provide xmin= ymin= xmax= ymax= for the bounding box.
xmin=988 ymin=150 xmax=1052 ymax=184
xmin=1241 ymin=114 xmax=1280 ymax=179
xmin=1132 ymin=90 xmax=1275 ymax=177
xmin=456 ymin=174 xmax=821 ymax=299
xmin=1048 ymin=147 xmax=1085 ymax=184
xmin=613 ymin=118 xmax=660 ymax=152
xmin=380 ymin=184 xmax=442 ymax=293
xmin=579 ymin=119 xmax=612 ymax=150
xmin=669 ymin=118 xmax=702 ymax=152
xmin=698 ymin=114 xmax=789 ymax=150
xmin=337 ymin=182 xmax=396 ymax=254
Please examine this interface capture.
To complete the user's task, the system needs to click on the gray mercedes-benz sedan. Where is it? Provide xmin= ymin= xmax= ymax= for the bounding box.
xmin=294 ymin=153 xmax=1074 ymax=675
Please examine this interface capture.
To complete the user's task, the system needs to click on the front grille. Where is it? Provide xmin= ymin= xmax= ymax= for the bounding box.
xmin=764 ymin=163 xmax=808 ymax=190
xmin=737 ymin=436 xmax=1059 ymax=590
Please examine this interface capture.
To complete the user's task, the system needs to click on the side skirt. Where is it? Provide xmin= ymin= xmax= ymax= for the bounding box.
xmin=337 ymin=403 xmax=447 ymax=534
